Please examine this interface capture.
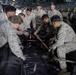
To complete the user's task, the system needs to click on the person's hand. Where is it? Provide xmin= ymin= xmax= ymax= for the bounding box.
xmin=48 ymin=48 xmax=51 ymax=52
xmin=34 ymin=32 xmax=37 ymax=35
xmin=48 ymin=47 xmax=53 ymax=52
xmin=23 ymin=32 xmax=29 ymax=36
xmin=20 ymin=45 xmax=24 ymax=50
xmin=20 ymin=56 xmax=26 ymax=61
xmin=23 ymin=28 xmax=27 ymax=31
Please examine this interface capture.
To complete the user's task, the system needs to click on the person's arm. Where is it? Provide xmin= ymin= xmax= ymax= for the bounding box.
xmin=19 ymin=23 xmax=27 ymax=31
xmin=34 ymin=25 xmax=42 ymax=35
xmin=14 ymin=29 xmax=29 ymax=37
xmin=52 ymin=26 xmax=66 ymax=49
xmin=1 ymin=21 xmax=24 ymax=58
xmin=14 ymin=29 xmax=23 ymax=35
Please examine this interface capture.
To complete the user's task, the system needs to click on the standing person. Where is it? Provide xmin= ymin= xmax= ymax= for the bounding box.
xmin=49 ymin=15 xmax=76 ymax=75
xmin=0 ymin=15 xmax=26 ymax=75
xmin=48 ymin=3 xmax=63 ymax=22
xmin=34 ymin=4 xmax=46 ymax=28
xmin=23 ymin=7 xmax=36 ymax=29
xmin=35 ymin=4 xmax=46 ymax=18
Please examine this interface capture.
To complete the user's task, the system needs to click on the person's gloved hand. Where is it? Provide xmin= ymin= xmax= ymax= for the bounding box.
xmin=20 ymin=55 xmax=26 ymax=61
xmin=20 ymin=45 xmax=24 ymax=50
xmin=48 ymin=47 xmax=53 ymax=52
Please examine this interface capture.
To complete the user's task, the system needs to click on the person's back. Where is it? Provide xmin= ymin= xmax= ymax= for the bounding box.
xmin=59 ymin=22 xmax=76 ymax=43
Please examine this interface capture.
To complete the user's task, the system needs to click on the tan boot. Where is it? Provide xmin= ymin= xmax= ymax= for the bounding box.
xmin=58 ymin=68 xmax=67 ymax=75
xmin=42 ymin=55 xmax=49 ymax=59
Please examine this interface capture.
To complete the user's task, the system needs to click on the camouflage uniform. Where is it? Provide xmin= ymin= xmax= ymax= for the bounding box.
xmin=34 ymin=9 xmax=46 ymax=28
xmin=48 ymin=9 xmax=63 ymax=21
xmin=18 ymin=23 xmax=26 ymax=31
xmin=0 ymin=20 xmax=23 ymax=58
xmin=34 ymin=9 xmax=46 ymax=18
xmin=14 ymin=29 xmax=23 ymax=36
xmin=52 ymin=22 xmax=76 ymax=69
xmin=23 ymin=12 xmax=36 ymax=29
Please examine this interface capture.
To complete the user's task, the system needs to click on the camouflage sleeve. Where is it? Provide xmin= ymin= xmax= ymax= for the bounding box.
xmin=14 ymin=29 xmax=23 ymax=35
xmin=17 ymin=35 xmax=21 ymax=45
xmin=35 ymin=25 xmax=42 ymax=35
xmin=1 ymin=21 xmax=23 ymax=58
xmin=52 ymin=26 xmax=66 ymax=49
xmin=19 ymin=23 xmax=25 ymax=31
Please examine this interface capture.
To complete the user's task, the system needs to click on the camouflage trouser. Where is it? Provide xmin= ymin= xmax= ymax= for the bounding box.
xmin=57 ymin=42 xmax=76 ymax=70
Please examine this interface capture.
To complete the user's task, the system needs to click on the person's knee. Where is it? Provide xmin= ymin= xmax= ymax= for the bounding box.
xmin=57 ymin=46 xmax=66 ymax=58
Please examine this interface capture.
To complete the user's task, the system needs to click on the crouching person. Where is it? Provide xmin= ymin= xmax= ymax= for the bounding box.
xmin=0 ymin=15 xmax=26 ymax=75
xmin=49 ymin=15 xmax=76 ymax=75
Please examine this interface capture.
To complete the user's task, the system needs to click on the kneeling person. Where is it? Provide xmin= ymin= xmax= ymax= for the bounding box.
xmin=50 ymin=15 xmax=76 ymax=74
xmin=34 ymin=14 xmax=55 ymax=45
